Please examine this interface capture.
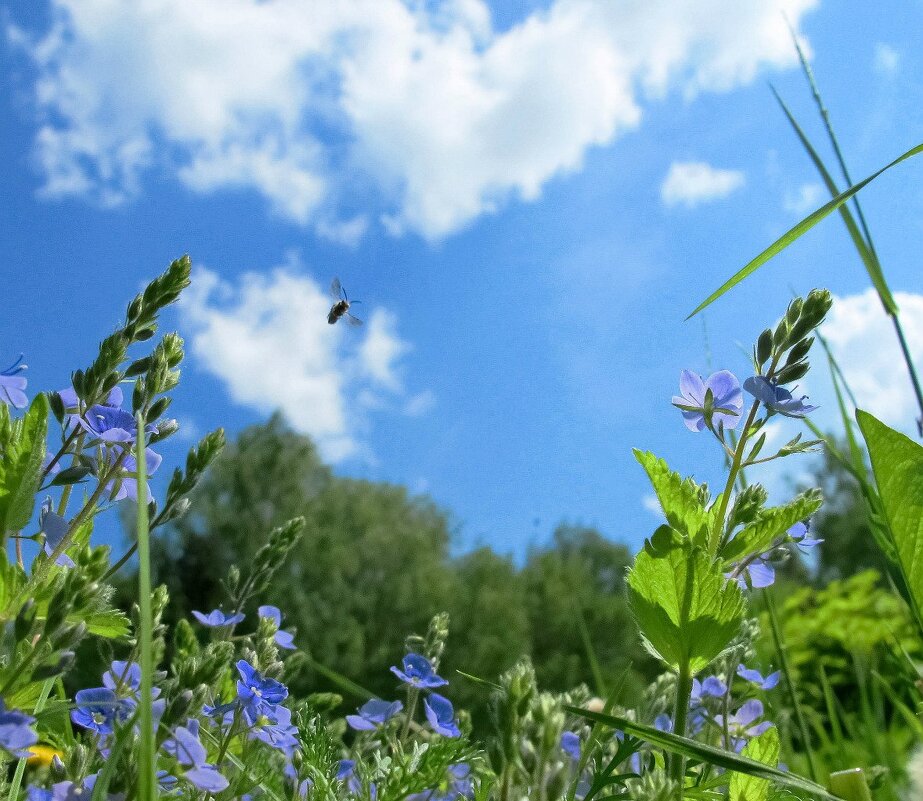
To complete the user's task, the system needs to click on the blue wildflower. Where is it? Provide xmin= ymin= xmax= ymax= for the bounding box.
xmin=714 ymin=700 xmax=773 ymax=753
xmin=249 ymin=703 xmax=299 ymax=755
xmin=106 ymin=449 xmax=163 ymax=503
xmin=236 ymin=660 xmax=288 ymax=715
xmin=338 ymin=760 xmax=362 ymax=794
xmin=390 ymin=653 xmax=447 ymax=688
xmin=57 ymin=386 xmax=123 ymax=411
xmin=71 ymin=687 xmax=129 ymax=735
xmin=0 ymin=698 xmax=38 ymax=757
xmin=692 ymin=676 xmax=727 ymax=701
xmin=192 ymin=609 xmax=245 ymax=627
xmin=744 ymin=376 xmax=818 ymax=418
xmin=39 ymin=499 xmax=74 ymax=568
xmin=561 ymin=731 xmax=581 ymax=760
xmin=258 ymin=605 xmax=296 ymax=650
xmin=653 ymin=714 xmax=672 ymax=733
xmin=737 ymin=665 xmax=781 ymax=690
xmin=79 ymin=405 xmax=156 ymax=444
xmin=346 ymin=698 xmax=403 ymax=731
xmin=672 ymin=370 xmax=742 ymax=432
xmin=0 ymin=355 xmax=28 ymax=409
xmin=788 ymin=521 xmax=823 ymax=552
xmin=423 ymin=693 xmax=460 ymax=738
xmin=164 ymin=724 xmax=229 ymax=793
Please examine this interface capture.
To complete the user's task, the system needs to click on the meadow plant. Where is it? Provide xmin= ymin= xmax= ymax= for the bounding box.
xmin=2 ymin=255 xmax=921 ymax=801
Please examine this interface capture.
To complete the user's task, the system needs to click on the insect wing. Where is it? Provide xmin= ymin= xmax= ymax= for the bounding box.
xmin=345 ymin=311 xmax=364 ymax=327
xmin=330 ymin=277 xmax=346 ymax=301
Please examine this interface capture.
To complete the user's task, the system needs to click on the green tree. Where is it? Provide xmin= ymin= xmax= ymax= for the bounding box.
xmin=522 ymin=524 xmax=652 ymax=700
xmin=142 ymin=416 xmax=651 ymax=714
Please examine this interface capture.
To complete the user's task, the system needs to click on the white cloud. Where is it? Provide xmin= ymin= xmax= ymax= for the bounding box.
xmin=660 ymin=161 xmax=746 ymax=208
xmin=178 ymin=260 xmax=418 ymax=462
xmin=642 ymin=494 xmax=664 ymax=519
xmin=817 ymin=289 xmax=923 ymax=433
xmin=873 ymin=42 xmax=900 ymax=76
xmin=10 ymin=0 xmax=816 ymax=240
xmin=784 ymin=182 xmax=825 ymax=216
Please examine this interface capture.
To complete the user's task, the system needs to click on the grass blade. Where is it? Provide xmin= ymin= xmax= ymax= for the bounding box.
xmin=564 ymin=706 xmax=843 ymax=800
xmin=771 ymin=87 xmax=897 ymax=314
xmin=687 ymin=141 xmax=923 ymax=319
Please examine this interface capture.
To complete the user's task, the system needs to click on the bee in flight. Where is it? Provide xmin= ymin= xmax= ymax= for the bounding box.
xmin=327 ymin=277 xmax=363 ymax=326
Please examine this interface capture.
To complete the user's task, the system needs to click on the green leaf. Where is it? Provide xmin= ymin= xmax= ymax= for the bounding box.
xmin=634 ymin=450 xmax=712 ymax=545
xmin=564 ymin=706 xmax=841 ymax=800
xmin=730 ymin=727 xmax=780 ymax=801
xmin=627 ymin=527 xmax=745 ymax=674
xmin=80 ymin=609 xmax=131 ymax=639
xmin=856 ymin=410 xmax=923 ymax=626
xmin=0 ymin=393 xmax=49 ymax=533
xmin=721 ymin=489 xmax=823 ymax=565
xmin=688 ymin=140 xmax=923 ymax=319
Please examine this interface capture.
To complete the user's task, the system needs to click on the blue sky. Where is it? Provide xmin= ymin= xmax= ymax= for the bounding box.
xmin=2 ymin=0 xmax=923 ymax=559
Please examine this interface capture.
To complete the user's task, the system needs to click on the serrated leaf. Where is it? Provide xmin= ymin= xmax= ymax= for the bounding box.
xmin=721 ymin=490 xmax=823 ymax=565
xmin=80 ymin=609 xmax=131 ymax=639
xmin=628 ymin=527 xmax=745 ymax=674
xmin=0 ymin=393 xmax=49 ymax=533
xmin=634 ymin=450 xmax=712 ymax=546
xmin=730 ymin=728 xmax=780 ymax=801
xmin=688 ymin=140 xmax=923 ymax=319
xmin=857 ymin=410 xmax=923 ymax=630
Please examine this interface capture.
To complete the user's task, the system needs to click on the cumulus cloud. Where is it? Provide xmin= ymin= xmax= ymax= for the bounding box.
xmin=660 ymin=161 xmax=746 ymax=208
xmin=178 ymin=260 xmax=419 ymax=462
xmin=873 ymin=43 xmax=900 ymax=76
xmin=784 ymin=182 xmax=825 ymax=216
xmin=817 ymin=288 xmax=923 ymax=432
xmin=10 ymin=0 xmax=816 ymax=240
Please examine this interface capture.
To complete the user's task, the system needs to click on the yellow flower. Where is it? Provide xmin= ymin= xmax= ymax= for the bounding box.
xmin=26 ymin=744 xmax=63 ymax=767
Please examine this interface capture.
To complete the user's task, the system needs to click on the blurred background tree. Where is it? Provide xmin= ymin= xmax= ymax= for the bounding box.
xmin=123 ymin=416 xmax=652 ymax=724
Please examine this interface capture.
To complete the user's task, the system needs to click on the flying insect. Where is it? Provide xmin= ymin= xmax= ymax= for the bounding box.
xmin=327 ymin=277 xmax=363 ymax=326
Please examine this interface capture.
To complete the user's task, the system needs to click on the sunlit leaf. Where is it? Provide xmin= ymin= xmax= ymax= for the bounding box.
xmin=628 ymin=527 xmax=744 ymax=674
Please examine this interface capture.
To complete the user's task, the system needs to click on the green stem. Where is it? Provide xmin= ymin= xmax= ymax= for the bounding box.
xmin=710 ymin=400 xmax=760 ymax=553
xmin=763 ymin=589 xmax=818 ymax=782
xmin=136 ymin=414 xmax=155 ymax=801
xmin=401 ymin=687 xmax=420 ymax=742
xmin=669 ymin=662 xmax=693 ymax=797
xmin=33 ymin=446 xmax=130 ymax=588
xmin=7 ymin=679 xmax=54 ymax=800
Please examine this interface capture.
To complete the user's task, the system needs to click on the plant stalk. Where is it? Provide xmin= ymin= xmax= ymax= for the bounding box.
xmin=136 ymin=414 xmax=156 ymax=801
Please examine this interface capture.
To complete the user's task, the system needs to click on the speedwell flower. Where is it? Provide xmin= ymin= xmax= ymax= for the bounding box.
xmin=737 ymin=665 xmax=781 ymax=690
xmin=0 ymin=698 xmax=38 ymax=757
xmin=236 ymin=660 xmax=288 ymax=715
xmin=423 ymin=693 xmax=460 ymax=738
xmin=714 ymin=700 xmax=773 ymax=752
xmin=672 ymin=370 xmax=742 ymax=432
xmin=163 ymin=723 xmax=229 ymax=793
xmin=258 ymin=605 xmax=296 ymax=650
xmin=346 ymin=698 xmax=403 ymax=731
xmin=744 ymin=376 xmax=818 ymax=418
xmin=390 ymin=653 xmax=447 ymax=688
xmin=192 ymin=609 xmax=245 ymax=627
xmin=71 ymin=688 xmax=130 ymax=735
xmin=561 ymin=731 xmax=581 ymax=760
xmin=39 ymin=499 xmax=74 ymax=568
xmin=0 ymin=355 xmax=27 ymax=408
